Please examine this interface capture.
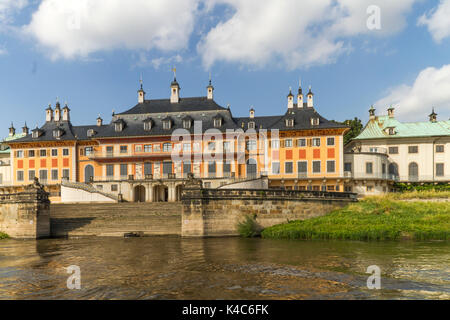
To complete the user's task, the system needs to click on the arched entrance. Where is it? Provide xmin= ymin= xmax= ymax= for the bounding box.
xmin=408 ymin=162 xmax=418 ymax=181
xmin=84 ymin=165 xmax=94 ymax=183
xmin=175 ymin=185 xmax=183 ymax=201
xmin=134 ymin=185 xmax=146 ymax=202
xmin=246 ymin=159 xmax=257 ymax=179
xmin=153 ymin=185 xmax=168 ymax=202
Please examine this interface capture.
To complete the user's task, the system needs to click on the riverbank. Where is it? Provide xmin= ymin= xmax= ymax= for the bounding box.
xmin=0 ymin=232 xmax=8 ymax=240
xmin=261 ymin=196 xmax=450 ymax=241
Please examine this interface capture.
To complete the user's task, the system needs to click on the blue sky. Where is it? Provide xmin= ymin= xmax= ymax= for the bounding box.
xmin=1 ymin=0 xmax=450 ymax=136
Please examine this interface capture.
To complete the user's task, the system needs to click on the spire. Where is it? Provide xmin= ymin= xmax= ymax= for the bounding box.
xmin=138 ymin=73 xmax=146 ymax=103
xmin=207 ymin=72 xmax=214 ymax=100
xmin=429 ymin=107 xmax=437 ymax=122
xmin=298 ymin=77 xmax=302 ymax=94
xmin=287 ymin=86 xmax=294 ymax=109
xmin=170 ymin=67 xmax=180 ymax=103
xmin=369 ymin=105 xmax=376 ymax=120
xmin=9 ymin=122 xmax=15 ymax=137
xmin=307 ymin=85 xmax=314 ymax=108
xmin=22 ymin=122 xmax=29 ymax=135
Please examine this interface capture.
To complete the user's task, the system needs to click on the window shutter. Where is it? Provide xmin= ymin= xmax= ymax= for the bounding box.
xmin=80 ymin=149 xmax=84 ymax=156
xmin=280 ymin=140 xmax=285 ymax=148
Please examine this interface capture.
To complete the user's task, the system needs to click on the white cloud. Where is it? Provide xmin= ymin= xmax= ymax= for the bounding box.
xmin=198 ymin=0 xmax=418 ymax=69
xmin=418 ymin=0 xmax=450 ymax=43
xmin=24 ymin=0 xmax=200 ymax=60
xmin=0 ymin=0 xmax=28 ymax=25
xmin=375 ymin=65 xmax=450 ymax=121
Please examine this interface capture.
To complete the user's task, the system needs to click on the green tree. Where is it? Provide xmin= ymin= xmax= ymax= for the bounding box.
xmin=343 ymin=117 xmax=363 ymax=145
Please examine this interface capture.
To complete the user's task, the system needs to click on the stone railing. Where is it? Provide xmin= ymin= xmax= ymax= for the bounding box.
xmin=62 ymin=179 xmax=118 ymax=201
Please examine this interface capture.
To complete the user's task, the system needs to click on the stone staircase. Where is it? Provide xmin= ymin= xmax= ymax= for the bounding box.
xmin=50 ymin=202 xmax=182 ymax=238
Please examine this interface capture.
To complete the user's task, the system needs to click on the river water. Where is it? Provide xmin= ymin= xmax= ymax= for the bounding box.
xmin=0 ymin=237 xmax=448 ymax=300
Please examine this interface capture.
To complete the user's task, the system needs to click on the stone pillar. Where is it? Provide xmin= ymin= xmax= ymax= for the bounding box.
xmin=0 ymin=178 xmax=50 ymax=239
xmin=147 ymin=184 xmax=154 ymax=202
xmin=168 ymin=183 xmax=176 ymax=202
xmin=181 ymin=175 xmax=205 ymax=237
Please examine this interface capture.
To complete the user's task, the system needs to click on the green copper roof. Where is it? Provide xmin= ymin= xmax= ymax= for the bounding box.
xmin=0 ymin=133 xmax=27 ymax=154
xmin=355 ymin=115 xmax=450 ymax=140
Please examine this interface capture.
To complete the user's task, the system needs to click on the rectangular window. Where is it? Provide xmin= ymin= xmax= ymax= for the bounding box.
xmin=327 ymin=137 xmax=335 ymax=146
xmin=144 ymin=145 xmax=152 ymax=153
xmin=223 ymin=142 xmax=231 ymax=152
xmin=163 ymin=143 xmax=172 ymax=152
xmin=366 ymin=162 xmax=373 ymax=174
xmin=312 ymin=161 xmax=321 ymax=173
xmin=162 ymin=162 xmax=173 ymax=174
xmin=408 ymin=146 xmax=418 ymax=154
xmin=327 ymin=185 xmax=335 ymax=191
xmin=16 ymin=150 xmax=24 ymax=158
xmin=223 ymin=162 xmax=231 ymax=175
xmin=120 ymin=146 xmax=128 ymax=154
xmin=297 ymin=139 xmax=306 ymax=147
xmin=51 ymin=169 xmax=58 ymax=180
xmin=183 ymin=143 xmax=191 ymax=152
xmin=285 ymin=162 xmax=293 ymax=174
xmin=28 ymin=170 xmax=35 ymax=181
xmin=312 ymin=138 xmax=321 ymax=147
xmin=106 ymin=146 xmax=114 ymax=155
xmin=40 ymin=149 xmax=47 ymax=157
xmin=246 ymin=140 xmax=257 ymax=151
xmin=183 ymin=162 xmax=191 ymax=175
xmin=39 ymin=170 xmax=47 ymax=182
xmin=436 ymin=145 xmax=444 ymax=153
xmin=271 ymin=140 xmax=280 ymax=149
xmin=272 ymin=162 xmax=280 ymax=174
xmin=135 ymin=145 xmax=142 ymax=153
xmin=62 ymin=169 xmax=70 ymax=179
xmin=208 ymin=142 xmax=216 ymax=151
xmin=120 ymin=164 xmax=128 ymax=177
xmin=17 ymin=171 xmax=24 ymax=181
xmin=63 ymin=148 xmax=69 ymax=156
xmin=382 ymin=163 xmax=386 ymax=174
xmin=28 ymin=150 xmax=35 ymax=157
xmin=144 ymin=162 xmax=152 ymax=175
xmin=106 ymin=165 xmax=114 ymax=177
xmin=284 ymin=139 xmax=293 ymax=148
xmin=327 ymin=160 xmax=335 ymax=173
xmin=388 ymin=147 xmax=398 ymax=154
xmin=153 ymin=144 xmax=161 ymax=152
xmin=436 ymin=163 xmax=444 ymax=177
xmin=344 ymin=162 xmax=352 ymax=172
xmin=298 ymin=161 xmax=307 ymax=174
xmin=51 ymin=149 xmax=58 ymax=157
xmin=208 ymin=161 xmax=216 ymax=177
xmin=85 ymin=147 xmax=93 ymax=156
xmin=193 ymin=143 xmax=201 ymax=152
xmin=111 ymin=184 xmax=118 ymax=192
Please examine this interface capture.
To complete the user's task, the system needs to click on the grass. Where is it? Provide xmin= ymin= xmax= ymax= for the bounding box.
xmin=261 ymin=196 xmax=450 ymax=241
xmin=237 ymin=214 xmax=262 ymax=238
xmin=0 ymin=232 xmax=9 ymax=240
xmin=388 ymin=190 xmax=450 ymax=200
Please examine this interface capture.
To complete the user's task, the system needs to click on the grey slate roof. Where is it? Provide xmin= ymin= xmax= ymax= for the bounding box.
xmin=11 ymin=96 xmax=348 ymax=143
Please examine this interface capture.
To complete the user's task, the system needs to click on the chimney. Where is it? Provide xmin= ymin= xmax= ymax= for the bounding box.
xmin=287 ymin=87 xmax=294 ymax=109
xmin=387 ymin=106 xmax=395 ymax=118
xmin=369 ymin=105 xmax=376 ymax=120
xmin=138 ymin=75 xmax=145 ymax=104
xmin=297 ymin=79 xmax=304 ymax=108
xmin=97 ymin=115 xmax=103 ymax=126
xmin=22 ymin=123 xmax=29 ymax=135
xmin=8 ymin=123 xmax=15 ymax=137
xmin=46 ymin=104 xmax=53 ymax=122
xmin=429 ymin=108 xmax=437 ymax=123
xmin=207 ymin=76 xmax=214 ymax=100
xmin=307 ymin=86 xmax=314 ymax=108
xmin=62 ymin=102 xmax=70 ymax=121
xmin=54 ymin=100 xmax=61 ymax=122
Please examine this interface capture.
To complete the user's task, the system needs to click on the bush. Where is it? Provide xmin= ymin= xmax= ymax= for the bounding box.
xmin=237 ymin=214 xmax=262 ymax=238
xmin=0 ymin=232 xmax=9 ymax=240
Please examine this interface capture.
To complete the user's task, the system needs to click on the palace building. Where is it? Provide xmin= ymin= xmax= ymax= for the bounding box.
xmin=6 ymin=76 xmax=349 ymax=202
xmin=344 ymin=106 xmax=450 ymax=195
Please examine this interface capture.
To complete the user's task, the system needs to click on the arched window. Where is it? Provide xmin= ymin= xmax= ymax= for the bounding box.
xmin=408 ymin=162 xmax=418 ymax=181
xmin=388 ymin=163 xmax=398 ymax=177
xmin=84 ymin=165 xmax=94 ymax=183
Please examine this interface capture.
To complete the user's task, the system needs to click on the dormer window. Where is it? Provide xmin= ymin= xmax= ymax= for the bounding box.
xmin=248 ymin=121 xmax=255 ymax=129
xmin=162 ymin=118 xmax=172 ymax=130
xmin=387 ymin=127 xmax=396 ymax=135
xmin=213 ymin=116 xmax=222 ymax=128
xmin=143 ymin=118 xmax=153 ymax=131
xmin=87 ymin=129 xmax=96 ymax=137
xmin=114 ymin=119 xmax=125 ymax=132
xmin=53 ymin=128 xmax=64 ymax=138
xmin=286 ymin=118 xmax=294 ymax=127
xmin=182 ymin=116 xmax=192 ymax=129
xmin=32 ymin=129 xmax=41 ymax=139
xmin=311 ymin=118 xmax=319 ymax=126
